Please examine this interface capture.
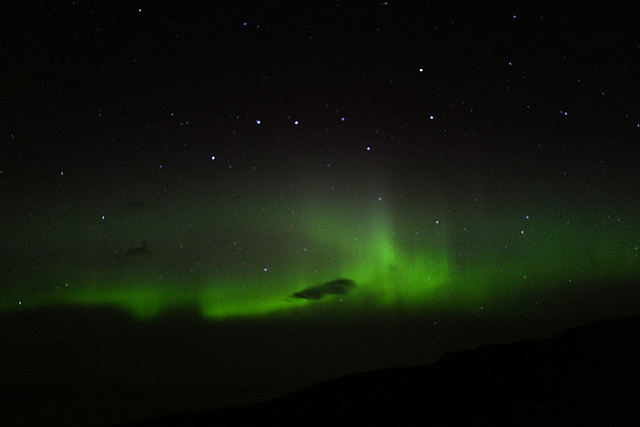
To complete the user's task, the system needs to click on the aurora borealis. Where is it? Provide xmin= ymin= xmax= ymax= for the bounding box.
xmin=2 ymin=1 xmax=640 ymax=425
xmin=2 ymin=164 xmax=638 ymax=321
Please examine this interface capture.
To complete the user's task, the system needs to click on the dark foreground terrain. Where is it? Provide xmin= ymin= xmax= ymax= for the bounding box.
xmin=121 ymin=315 xmax=640 ymax=426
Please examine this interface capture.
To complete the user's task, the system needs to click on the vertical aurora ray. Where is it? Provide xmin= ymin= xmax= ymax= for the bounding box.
xmin=1 ymin=177 xmax=638 ymax=321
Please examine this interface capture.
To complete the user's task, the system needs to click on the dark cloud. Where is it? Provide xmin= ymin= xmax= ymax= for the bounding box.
xmin=292 ymin=278 xmax=356 ymax=300
xmin=113 ymin=241 xmax=152 ymax=266
xmin=123 ymin=241 xmax=151 ymax=257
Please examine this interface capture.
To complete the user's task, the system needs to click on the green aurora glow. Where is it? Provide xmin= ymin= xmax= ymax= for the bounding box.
xmin=2 ymin=180 xmax=638 ymax=322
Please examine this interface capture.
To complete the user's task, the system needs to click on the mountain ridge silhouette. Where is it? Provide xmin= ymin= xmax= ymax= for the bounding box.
xmin=118 ymin=315 xmax=640 ymax=426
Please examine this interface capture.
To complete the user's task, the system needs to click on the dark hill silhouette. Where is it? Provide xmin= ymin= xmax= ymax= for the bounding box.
xmin=120 ymin=315 xmax=640 ymax=426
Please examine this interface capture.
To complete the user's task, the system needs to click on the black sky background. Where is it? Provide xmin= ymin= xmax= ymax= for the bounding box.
xmin=2 ymin=1 xmax=640 ymax=426
xmin=3 ymin=1 xmax=639 ymax=182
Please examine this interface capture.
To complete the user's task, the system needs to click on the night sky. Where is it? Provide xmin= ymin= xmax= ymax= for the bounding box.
xmin=2 ymin=1 xmax=640 ymax=424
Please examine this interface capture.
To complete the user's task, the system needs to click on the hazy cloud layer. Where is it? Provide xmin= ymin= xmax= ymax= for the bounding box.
xmin=292 ymin=278 xmax=356 ymax=300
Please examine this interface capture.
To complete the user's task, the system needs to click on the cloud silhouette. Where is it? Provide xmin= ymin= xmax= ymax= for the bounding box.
xmin=113 ymin=241 xmax=152 ymax=266
xmin=123 ymin=241 xmax=151 ymax=257
xmin=292 ymin=278 xmax=356 ymax=300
